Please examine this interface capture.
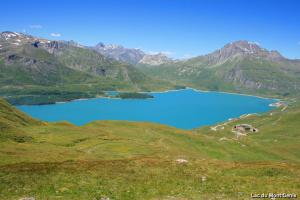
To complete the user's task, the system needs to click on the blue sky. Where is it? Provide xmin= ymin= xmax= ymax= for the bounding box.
xmin=1 ymin=0 xmax=300 ymax=59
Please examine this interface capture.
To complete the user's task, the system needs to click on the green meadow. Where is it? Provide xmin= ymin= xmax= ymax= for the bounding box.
xmin=0 ymin=98 xmax=299 ymax=199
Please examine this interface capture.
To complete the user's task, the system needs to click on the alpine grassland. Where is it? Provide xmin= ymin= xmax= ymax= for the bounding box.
xmin=0 ymin=98 xmax=299 ymax=199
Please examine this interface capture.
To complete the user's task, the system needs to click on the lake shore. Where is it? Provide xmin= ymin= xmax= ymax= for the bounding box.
xmin=22 ymin=87 xmax=279 ymax=106
xmin=143 ymin=87 xmax=280 ymax=102
xmin=173 ymin=87 xmax=278 ymax=100
xmin=18 ymin=88 xmax=276 ymax=129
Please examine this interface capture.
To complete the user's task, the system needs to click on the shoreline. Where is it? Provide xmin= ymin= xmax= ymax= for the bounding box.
xmin=138 ymin=86 xmax=280 ymax=101
xmin=143 ymin=87 xmax=280 ymax=102
xmin=187 ymin=87 xmax=280 ymax=101
xmin=16 ymin=88 xmax=283 ymax=130
xmin=19 ymin=87 xmax=280 ymax=106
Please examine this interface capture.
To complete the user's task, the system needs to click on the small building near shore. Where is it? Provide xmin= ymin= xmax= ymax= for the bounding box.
xmin=233 ymin=124 xmax=258 ymax=133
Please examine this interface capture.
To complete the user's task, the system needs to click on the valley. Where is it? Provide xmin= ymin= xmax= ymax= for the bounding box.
xmin=0 ymin=31 xmax=175 ymax=105
xmin=0 ymin=31 xmax=300 ymax=200
xmin=2 ymin=32 xmax=300 ymax=105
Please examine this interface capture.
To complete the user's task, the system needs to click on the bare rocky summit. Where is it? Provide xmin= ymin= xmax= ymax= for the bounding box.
xmin=94 ymin=43 xmax=145 ymax=65
xmin=138 ymin=53 xmax=172 ymax=65
xmin=94 ymin=42 xmax=173 ymax=65
xmin=205 ymin=40 xmax=284 ymax=64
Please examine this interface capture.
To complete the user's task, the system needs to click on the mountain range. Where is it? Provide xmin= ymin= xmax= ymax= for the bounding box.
xmin=0 ymin=31 xmax=173 ymax=104
xmin=1 ymin=31 xmax=300 ymax=104
xmin=0 ymin=31 xmax=149 ymax=85
xmin=140 ymin=40 xmax=300 ymax=97
xmin=93 ymin=42 xmax=172 ymax=65
xmin=1 ymin=32 xmax=300 ymax=199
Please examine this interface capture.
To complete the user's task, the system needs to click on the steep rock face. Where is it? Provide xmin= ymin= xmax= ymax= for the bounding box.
xmin=138 ymin=53 xmax=172 ymax=66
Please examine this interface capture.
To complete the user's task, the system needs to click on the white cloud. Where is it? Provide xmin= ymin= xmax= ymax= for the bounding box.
xmin=50 ymin=33 xmax=61 ymax=37
xmin=29 ymin=24 xmax=42 ymax=29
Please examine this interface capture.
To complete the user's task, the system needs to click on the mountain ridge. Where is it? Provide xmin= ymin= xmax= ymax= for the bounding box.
xmin=140 ymin=40 xmax=300 ymax=97
xmin=0 ymin=31 xmax=174 ymax=105
xmin=93 ymin=41 xmax=173 ymax=65
xmin=1 ymin=31 xmax=300 ymax=102
xmin=202 ymin=40 xmax=285 ymax=64
xmin=1 ymin=33 xmax=300 ymax=199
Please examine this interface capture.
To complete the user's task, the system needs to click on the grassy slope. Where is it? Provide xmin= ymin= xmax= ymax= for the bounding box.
xmin=0 ymin=99 xmax=300 ymax=199
xmin=0 ymin=43 xmax=175 ymax=105
xmin=140 ymin=57 xmax=300 ymax=98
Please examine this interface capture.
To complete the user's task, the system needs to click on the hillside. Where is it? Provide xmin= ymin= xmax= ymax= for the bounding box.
xmin=2 ymin=32 xmax=300 ymax=104
xmin=0 ymin=99 xmax=299 ymax=199
xmin=0 ymin=32 xmax=174 ymax=105
xmin=140 ymin=41 xmax=300 ymax=97
xmin=0 ymin=98 xmax=39 ymax=128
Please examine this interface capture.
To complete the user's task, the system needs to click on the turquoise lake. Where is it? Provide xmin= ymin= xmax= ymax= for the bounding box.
xmin=17 ymin=89 xmax=277 ymax=129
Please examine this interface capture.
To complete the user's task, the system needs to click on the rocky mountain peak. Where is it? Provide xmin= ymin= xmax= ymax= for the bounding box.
xmin=138 ymin=53 xmax=172 ymax=65
xmin=95 ymin=43 xmax=124 ymax=50
xmin=0 ymin=31 xmax=32 ymax=43
xmin=95 ymin=42 xmax=105 ymax=48
xmin=205 ymin=40 xmax=284 ymax=64
xmin=105 ymin=44 xmax=123 ymax=49
xmin=220 ymin=40 xmax=267 ymax=57
xmin=226 ymin=40 xmax=262 ymax=53
xmin=94 ymin=42 xmax=145 ymax=64
xmin=0 ymin=31 xmax=51 ymax=48
xmin=93 ymin=42 xmax=174 ymax=65
xmin=1 ymin=31 xmax=23 ymax=38
xmin=0 ymin=31 xmax=87 ymax=55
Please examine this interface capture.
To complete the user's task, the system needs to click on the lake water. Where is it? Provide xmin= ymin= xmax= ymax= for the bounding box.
xmin=17 ymin=89 xmax=277 ymax=129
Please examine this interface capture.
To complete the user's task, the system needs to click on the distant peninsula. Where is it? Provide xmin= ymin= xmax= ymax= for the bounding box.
xmin=116 ymin=92 xmax=154 ymax=99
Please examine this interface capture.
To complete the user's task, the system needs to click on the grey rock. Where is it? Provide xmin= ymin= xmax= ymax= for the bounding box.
xmin=139 ymin=53 xmax=172 ymax=65
xmin=94 ymin=42 xmax=145 ymax=64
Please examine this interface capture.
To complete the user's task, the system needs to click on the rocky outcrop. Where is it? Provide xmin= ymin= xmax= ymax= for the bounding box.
xmin=138 ymin=53 xmax=172 ymax=65
xmin=94 ymin=43 xmax=145 ymax=64
xmin=94 ymin=42 xmax=173 ymax=65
